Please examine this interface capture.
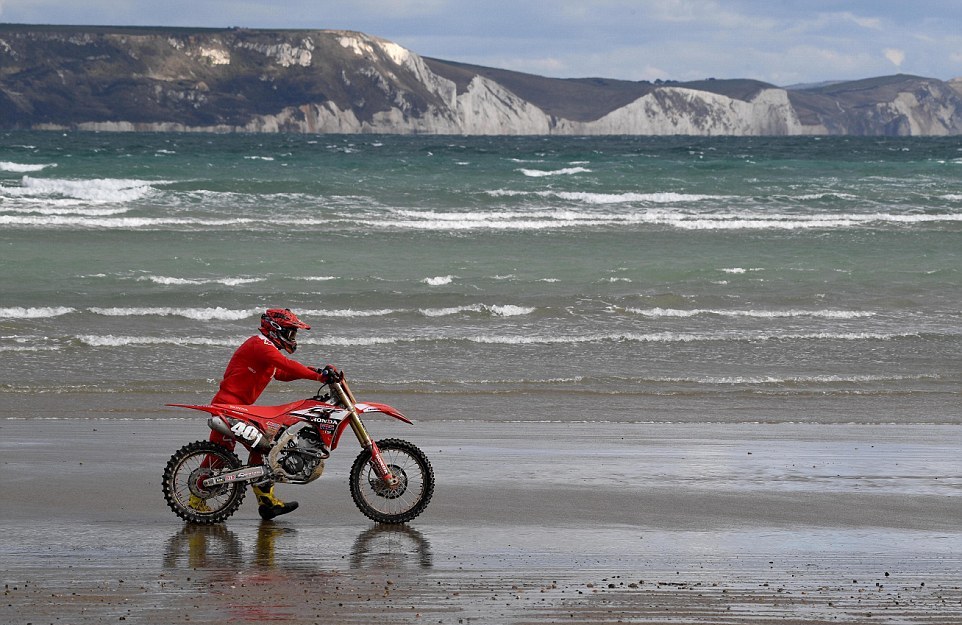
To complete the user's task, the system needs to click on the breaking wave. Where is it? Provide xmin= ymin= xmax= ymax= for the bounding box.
xmin=627 ymin=308 xmax=876 ymax=319
xmin=0 ymin=306 xmax=76 ymax=318
xmin=488 ymin=190 xmax=724 ymax=204
xmin=419 ymin=304 xmax=535 ymax=317
xmin=88 ymin=307 xmax=258 ymax=321
xmin=136 ymin=275 xmax=264 ymax=287
xmin=422 ymin=275 xmax=454 ymax=286
xmin=6 ymin=176 xmax=160 ymax=203
xmin=0 ymin=162 xmax=56 ymax=173
xmin=75 ymin=335 xmax=236 ymax=347
xmin=0 ymin=215 xmax=258 ymax=229
xmin=519 ymin=166 xmax=591 ymax=177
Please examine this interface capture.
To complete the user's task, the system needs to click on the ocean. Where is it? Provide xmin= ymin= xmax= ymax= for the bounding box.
xmin=1 ymin=132 xmax=960 ymax=425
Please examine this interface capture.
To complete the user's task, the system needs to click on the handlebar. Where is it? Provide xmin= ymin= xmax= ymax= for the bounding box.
xmin=322 ymin=365 xmax=343 ymax=384
xmin=312 ymin=371 xmax=356 ymax=408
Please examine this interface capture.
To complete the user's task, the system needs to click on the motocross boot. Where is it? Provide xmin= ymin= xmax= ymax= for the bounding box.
xmin=188 ymin=494 xmax=212 ymax=513
xmin=252 ymin=484 xmax=299 ymax=521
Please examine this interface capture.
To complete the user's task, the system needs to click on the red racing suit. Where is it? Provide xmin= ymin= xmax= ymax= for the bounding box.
xmin=210 ymin=334 xmax=323 ymax=463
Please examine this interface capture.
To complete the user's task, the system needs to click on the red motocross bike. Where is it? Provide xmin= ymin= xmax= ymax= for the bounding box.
xmin=162 ymin=374 xmax=434 ymax=525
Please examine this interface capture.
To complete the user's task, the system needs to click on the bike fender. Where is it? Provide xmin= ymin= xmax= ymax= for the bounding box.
xmin=329 ymin=417 xmax=354 ymax=451
xmin=167 ymin=403 xmax=223 ymax=416
xmin=354 ymin=402 xmax=413 ymax=424
xmin=166 ymin=403 xmax=255 ymax=418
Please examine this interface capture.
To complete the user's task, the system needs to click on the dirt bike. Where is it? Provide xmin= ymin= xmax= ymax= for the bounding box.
xmin=162 ymin=373 xmax=434 ymax=525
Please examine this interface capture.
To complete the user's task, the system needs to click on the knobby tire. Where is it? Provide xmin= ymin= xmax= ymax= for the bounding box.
xmin=349 ymin=438 xmax=434 ymax=524
xmin=162 ymin=440 xmax=246 ymax=524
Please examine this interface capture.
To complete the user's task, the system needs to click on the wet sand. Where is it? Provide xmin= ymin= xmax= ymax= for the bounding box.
xmin=2 ymin=418 xmax=960 ymax=624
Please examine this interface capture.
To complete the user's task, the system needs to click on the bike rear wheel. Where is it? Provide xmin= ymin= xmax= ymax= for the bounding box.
xmin=349 ymin=438 xmax=434 ymax=524
xmin=162 ymin=440 xmax=246 ymax=524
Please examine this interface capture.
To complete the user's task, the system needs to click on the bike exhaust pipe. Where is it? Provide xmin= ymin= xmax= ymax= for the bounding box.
xmin=208 ymin=415 xmax=233 ymax=438
xmin=208 ymin=415 xmax=271 ymax=450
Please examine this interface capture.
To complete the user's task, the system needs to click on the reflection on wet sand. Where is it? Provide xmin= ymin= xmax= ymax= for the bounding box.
xmin=163 ymin=523 xmax=243 ymax=569
xmin=162 ymin=522 xmax=433 ymax=572
xmin=254 ymin=522 xmax=298 ymax=568
xmin=350 ymin=524 xmax=433 ymax=569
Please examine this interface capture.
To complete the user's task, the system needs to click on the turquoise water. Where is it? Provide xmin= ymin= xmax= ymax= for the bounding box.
xmin=1 ymin=133 xmax=960 ymax=423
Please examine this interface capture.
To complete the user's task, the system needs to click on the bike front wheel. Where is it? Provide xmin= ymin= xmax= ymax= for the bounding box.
xmin=349 ymin=438 xmax=434 ymax=524
xmin=162 ymin=440 xmax=246 ymax=524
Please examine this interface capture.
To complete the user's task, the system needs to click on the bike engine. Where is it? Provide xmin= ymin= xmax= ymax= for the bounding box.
xmin=267 ymin=422 xmax=330 ymax=484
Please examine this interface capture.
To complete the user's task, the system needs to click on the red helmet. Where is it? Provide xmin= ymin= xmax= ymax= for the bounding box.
xmin=260 ymin=308 xmax=310 ymax=354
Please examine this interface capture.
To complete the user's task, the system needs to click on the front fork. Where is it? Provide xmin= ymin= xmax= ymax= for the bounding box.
xmin=334 ymin=380 xmax=400 ymax=488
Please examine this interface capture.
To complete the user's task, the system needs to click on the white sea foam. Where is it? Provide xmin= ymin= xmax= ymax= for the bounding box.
xmin=552 ymin=191 xmax=719 ymax=204
xmin=1 ymin=205 xmax=131 ymax=216
xmin=463 ymin=332 xmax=710 ymax=345
xmin=519 ymin=166 xmax=591 ymax=177
xmin=421 ymin=305 xmax=476 ymax=317
xmin=87 ymin=306 xmax=396 ymax=320
xmin=661 ymin=212 xmax=962 ymax=230
xmin=136 ymin=275 xmax=264 ymax=286
xmin=0 ymin=306 xmax=76 ymax=318
xmin=487 ymin=189 xmax=724 ymax=204
xmin=298 ymin=336 xmax=411 ymax=346
xmin=299 ymin=308 xmax=397 ymax=318
xmin=419 ymin=304 xmax=535 ymax=317
xmin=17 ymin=176 xmax=159 ymax=203
xmin=322 ymin=336 xmax=403 ymax=346
xmin=0 ymin=162 xmax=55 ymax=173
xmin=87 ymin=307 xmax=258 ymax=321
xmin=627 ymin=308 xmax=877 ymax=319
xmin=0 ymin=215 xmax=260 ymax=229
xmin=0 ymin=345 xmax=63 ymax=352
xmin=792 ymin=192 xmax=859 ymax=201
xmin=76 ymin=335 xmax=237 ymax=347
xmin=489 ymin=304 xmax=536 ymax=317
xmin=373 ymin=211 xmax=601 ymax=231
xmin=373 ymin=206 xmax=962 ymax=232
xmin=462 ymin=330 xmax=914 ymax=345
xmin=422 ymin=275 xmax=454 ymax=286
xmin=655 ymin=373 xmax=931 ymax=385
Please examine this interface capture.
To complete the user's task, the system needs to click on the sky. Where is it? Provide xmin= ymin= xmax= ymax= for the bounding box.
xmin=2 ymin=1 xmax=961 ymax=86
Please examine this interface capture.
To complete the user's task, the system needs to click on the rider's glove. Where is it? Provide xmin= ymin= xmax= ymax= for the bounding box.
xmin=317 ymin=365 xmax=341 ymax=383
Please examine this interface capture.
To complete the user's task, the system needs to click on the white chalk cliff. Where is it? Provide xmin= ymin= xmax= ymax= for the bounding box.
xmin=2 ymin=27 xmax=961 ymax=135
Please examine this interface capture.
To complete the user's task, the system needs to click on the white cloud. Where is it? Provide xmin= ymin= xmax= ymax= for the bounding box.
xmin=846 ymin=13 xmax=883 ymax=30
xmin=508 ymin=56 xmax=567 ymax=76
xmin=884 ymin=48 xmax=906 ymax=67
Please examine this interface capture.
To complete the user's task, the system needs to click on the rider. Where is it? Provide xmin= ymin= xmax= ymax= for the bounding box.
xmin=192 ymin=308 xmax=338 ymax=520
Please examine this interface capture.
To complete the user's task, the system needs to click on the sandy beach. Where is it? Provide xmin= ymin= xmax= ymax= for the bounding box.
xmin=2 ymin=416 xmax=960 ymax=624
